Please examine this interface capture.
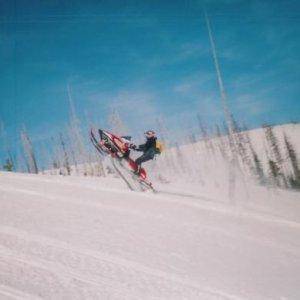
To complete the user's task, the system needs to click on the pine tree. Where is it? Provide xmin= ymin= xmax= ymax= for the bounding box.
xmin=264 ymin=125 xmax=283 ymax=164
xmin=231 ymin=116 xmax=253 ymax=174
xmin=268 ymin=159 xmax=281 ymax=186
xmin=242 ymin=125 xmax=262 ymax=178
xmin=263 ymin=125 xmax=287 ymax=187
xmin=250 ymin=144 xmax=264 ymax=184
xmin=3 ymin=158 xmax=13 ymax=171
xmin=0 ymin=120 xmax=15 ymax=172
xmin=60 ymin=133 xmax=71 ymax=175
xmin=284 ymin=133 xmax=300 ymax=189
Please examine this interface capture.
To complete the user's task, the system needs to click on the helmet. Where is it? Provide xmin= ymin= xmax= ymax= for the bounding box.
xmin=144 ymin=130 xmax=156 ymax=138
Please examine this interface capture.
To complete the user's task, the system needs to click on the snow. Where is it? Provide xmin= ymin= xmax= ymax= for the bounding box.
xmin=0 ymin=171 xmax=300 ymax=299
xmin=142 ymin=123 xmax=300 ymax=202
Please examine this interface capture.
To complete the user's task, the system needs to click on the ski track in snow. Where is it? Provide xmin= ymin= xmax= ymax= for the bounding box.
xmin=0 ymin=172 xmax=300 ymax=299
xmin=0 ymin=226 xmax=237 ymax=300
xmin=1 ymin=172 xmax=299 ymax=229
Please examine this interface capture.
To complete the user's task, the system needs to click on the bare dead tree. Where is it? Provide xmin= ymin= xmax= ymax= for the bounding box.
xmin=20 ymin=127 xmax=39 ymax=174
xmin=214 ymin=124 xmax=228 ymax=160
xmin=67 ymin=84 xmax=88 ymax=175
xmin=108 ymin=107 xmax=128 ymax=136
xmin=156 ymin=116 xmax=178 ymax=174
xmin=197 ymin=114 xmax=215 ymax=155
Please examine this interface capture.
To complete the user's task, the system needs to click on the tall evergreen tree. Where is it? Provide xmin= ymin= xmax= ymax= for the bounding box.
xmin=231 ymin=116 xmax=253 ymax=175
xmin=263 ymin=125 xmax=287 ymax=187
xmin=250 ymin=144 xmax=265 ymax=184
xmin=268 ymin=159 xmax=281 ymax=186
xmin=284 ymin=133 xmax=300 ymax=189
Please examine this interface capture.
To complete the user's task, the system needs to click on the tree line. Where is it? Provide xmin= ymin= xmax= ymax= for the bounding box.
xmin=1 ymin=110 xmax=299 ymax=191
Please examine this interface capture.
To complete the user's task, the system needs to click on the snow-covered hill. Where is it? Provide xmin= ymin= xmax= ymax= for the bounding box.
xmin=0 ymin=171 xmax=300 ymax=299
xmin=147 ymin=123 xmax=300 ymax=194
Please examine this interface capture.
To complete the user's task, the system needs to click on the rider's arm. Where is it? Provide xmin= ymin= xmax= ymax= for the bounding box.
xmin=137 ymin=138 xmax=155 ymax=151
xmin=136 ymin=144 xmax=146 ymax=151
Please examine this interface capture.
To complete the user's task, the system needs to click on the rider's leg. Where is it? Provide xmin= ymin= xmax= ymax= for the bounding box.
xmin=135 ymin=153 xmax=151 ymax=166
xmin=123 ymin=149 xmax=130 ymax=159
xmin=134 ymin=149 xmax=155 ymax=173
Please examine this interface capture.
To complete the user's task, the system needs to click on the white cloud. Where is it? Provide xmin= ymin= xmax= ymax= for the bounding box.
xmin=173 ymin=72 xmax=213 ymax=94
xmin=91 ymin=89 xmax=160 ymax=136
xmin=147 ymin=41 xmax=209 ymax=69
xmin=173 ymin=82 xmax=194 ymax=93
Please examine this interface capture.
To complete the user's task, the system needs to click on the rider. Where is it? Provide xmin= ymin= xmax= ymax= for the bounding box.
xmin=131 ymin=130 xmax=159 ymax=173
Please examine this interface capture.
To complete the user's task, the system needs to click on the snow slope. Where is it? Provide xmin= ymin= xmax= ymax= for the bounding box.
xmin=0 ymin=171 xmax=300 ymax=299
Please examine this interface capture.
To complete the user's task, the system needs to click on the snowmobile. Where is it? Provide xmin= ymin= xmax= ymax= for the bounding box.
xmin=90 ymin=129 xmax=155 ymax=192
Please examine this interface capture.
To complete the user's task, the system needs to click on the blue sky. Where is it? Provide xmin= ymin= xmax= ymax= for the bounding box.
xmin=0 ymin=0 xmax=300 ymax=165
